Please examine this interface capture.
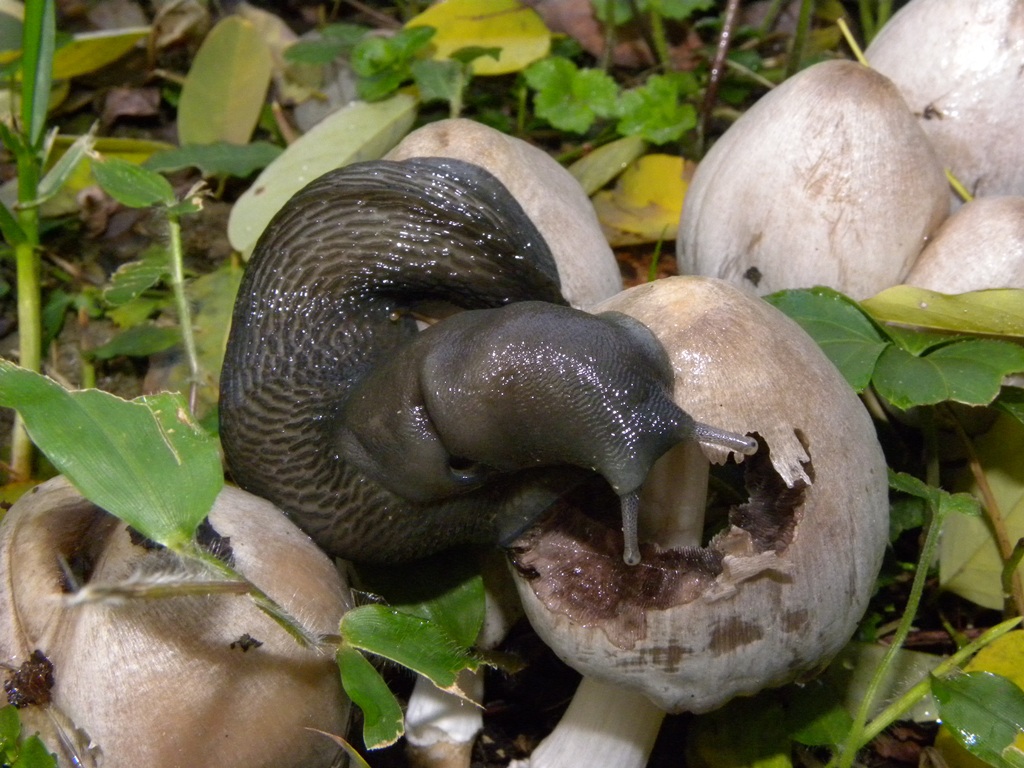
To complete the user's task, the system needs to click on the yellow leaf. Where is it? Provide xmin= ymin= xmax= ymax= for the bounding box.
xmin=591 ymin=154 xmax=691 ymax=246
xmin=406 ymin=0 xmax=550 ymax=75
xmin=861 ymin=286 xmax=1024 ymax=339
xmin=568 ymin=135 xmax=647 ymax=196
xmin=934 ymin=631 xmax=1024 ymax=768
xmin=177 ymin=16 xmax=272 ymax=145
xmin=52 ymin=27 xmax=150 ymax=80
xmin=940 ymin=414 xmax=1024 ymax=610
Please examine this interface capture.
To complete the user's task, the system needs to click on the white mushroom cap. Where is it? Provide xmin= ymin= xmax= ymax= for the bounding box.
xmin=0 ymin=477 xmax=352 ymax=768
xmin=509 ymin=277 xmax=889 ymax=714
xmin=904 ymin=196 xmax=1024 ymax=292
xmin=866 ymin=0 xmax=1024 ymax=204
xmin=677 ymin=59 xmax=949 ymax=299
xmin=385 ymin=118 xmax=623 ymax=308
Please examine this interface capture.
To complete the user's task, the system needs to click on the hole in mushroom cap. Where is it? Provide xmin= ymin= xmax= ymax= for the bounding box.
xmin=508 ymin=435 xmax=810 ymax=650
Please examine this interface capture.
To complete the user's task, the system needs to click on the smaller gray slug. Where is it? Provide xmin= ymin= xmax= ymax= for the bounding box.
xmin=220 ymin=156 xmax=754 ymax=564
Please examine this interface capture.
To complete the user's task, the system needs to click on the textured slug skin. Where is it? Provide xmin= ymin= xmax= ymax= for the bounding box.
xmin=220 ymin=157 xmax=691 ymax=564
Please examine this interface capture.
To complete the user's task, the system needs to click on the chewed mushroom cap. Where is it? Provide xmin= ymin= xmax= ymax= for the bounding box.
xmin=509 ymin=277 xmax=889 ymax=714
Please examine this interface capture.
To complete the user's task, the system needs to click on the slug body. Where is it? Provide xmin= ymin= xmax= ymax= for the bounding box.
xmin=221 ymin=158 xmax=746 ymax=563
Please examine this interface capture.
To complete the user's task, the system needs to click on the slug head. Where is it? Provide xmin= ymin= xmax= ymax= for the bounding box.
xmin=339 ymin=303 xmax=755 ymax=564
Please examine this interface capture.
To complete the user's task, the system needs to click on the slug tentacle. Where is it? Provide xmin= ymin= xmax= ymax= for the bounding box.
xmin=221 ymin=157 xmax=754 ymax=564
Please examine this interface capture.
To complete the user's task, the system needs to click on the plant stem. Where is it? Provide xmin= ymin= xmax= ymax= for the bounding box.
xmin=165 ymin=214 xmax=201 ymax=414
xmin=833 ymin=494 xmax=948 ymax=768
xmin=697 ymin=0 xmax=742 ymax=157
xmin=10 ymin=176 xmax=41 ymax=480
xmin=855 ymin=616 xmax=1022 ymax=749
xmin=786 ymin=0 xmax=815 ymax=79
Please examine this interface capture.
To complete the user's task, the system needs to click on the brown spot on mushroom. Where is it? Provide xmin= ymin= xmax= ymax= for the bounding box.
xmin=708 ymin=617 xmax=764 ymax=653
xmin=783 ymin=608 xmax=809 ymax=633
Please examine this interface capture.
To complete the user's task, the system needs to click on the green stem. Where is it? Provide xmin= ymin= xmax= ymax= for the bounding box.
xmin=856 ymin=616 xmax=1022 ymax=749
xmin=834 ymin=498 xmax=948 ymax=768
xmin=165 ymin=214 xmax=201 ymax=414
xmin=10 ymin=167 xmax=41 ymax=480
xmin=648 ymin=10 xmax=670 ymax=71
xmin=786 ymin=0 xmax=815 ymax=78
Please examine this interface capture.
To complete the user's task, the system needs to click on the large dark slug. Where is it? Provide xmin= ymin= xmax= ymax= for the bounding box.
xmin=220 ymin=156 xmax=754 ymax=564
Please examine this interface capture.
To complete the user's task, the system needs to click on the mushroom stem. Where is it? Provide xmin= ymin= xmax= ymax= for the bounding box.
xmin=405 ymin=670 xmax=484 ymax=768
xmin=511 ymin=677 xmax=666 ymax=768
xmin=638 ymin=440 xmax=711 ymax=550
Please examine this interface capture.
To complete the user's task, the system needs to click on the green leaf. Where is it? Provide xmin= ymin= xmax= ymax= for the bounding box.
xmin=932 ymin=671 xmax=1024 ymax=768
xmin=104 ymin=246 xmax=169 ymax=307
xmin=354 ymin=553 xmax=485 ymax=648
xmin=410 ymin=58 xmax=465 ymax=106
xmin=0 ymin=362 xmax=223 ymax=550
xmin=90 ymin=324 xmax=181 ymax=360
xmin=340 ymin=604 xmax=483 ymax=692
xmin=889 ymin=469 xmax=981 ymax=519
xmin=41 ymin=288 xmax=73 ymax=349
xmin=656 ymin=0 xmax=716 ymax=20
xmin=525 ymin=57 xmax=618 ymax=134
xmin=0 ymin=706 xmax=19 ymax=751
xmin=92 ymin=157 xmax=175 ymax=208
xmin=765 ymin=287 xmax=889 ymax=392
xmin=285 ymin=23 xmax=368 ymax=65
xmin=873 ymin=340 xmax=1024 ymax=409
xmin=862 ymin=286 xmax=1024 ymax=339
xmin=998 ymin=387 xmax=1024 ymax=425
xmin=0 ymin=198 xmax=27 ymax=245
xmin=177 ymin=16 xmax=272 ymax=145
xmin=567 ymin=134 xmax=647 ymax=195
xmin=227 ymin=93 xmax=417 ymax=257
xmin=616 ymin=73 xmax=698 ymax=145
xmin=34 ymin=128 xmax=94 ymax=205
xmin=51 ymin=27 xmax=148 ymax=80
xmin=336 ymin=644 xmax=405 ymax=749
xmin=20 ymin=0 xmax=55 ymax=148
xmin=351 ymin=26 xmax=435 ymax=101
xmin=11 ymin=734 xmax=56 ymax=768
xmin=143 ymin=141 xmax=282 ymax=178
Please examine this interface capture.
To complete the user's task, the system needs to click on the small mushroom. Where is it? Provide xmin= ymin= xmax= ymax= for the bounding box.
xmin=904 ymin=196 xmax=1024 ymax=292
xmin=0 ymin=477 xmax=352 ymax=768
xmin=677 ymin=59 xmax=949 ymax=299
xmin=865 ymin=0 xmax=1024 ymax=205
xmin=508 ymin=277 xmax=889 ymax=767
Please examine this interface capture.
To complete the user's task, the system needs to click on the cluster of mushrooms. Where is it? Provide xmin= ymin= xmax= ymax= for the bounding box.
xmin=4 ymin=0 xmax=1019 ymax=765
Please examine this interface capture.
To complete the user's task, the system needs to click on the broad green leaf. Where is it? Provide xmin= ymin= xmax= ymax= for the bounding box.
xmin=354 ymin=552 xmax=485 ymax=648
xmin=11 ymin=733 xmax=57 ymax=768
xmin=410 ymin=58 xmax=466 ymax=106
xmin=34 ymin=128 xmax=94 ymax=204
xmin=687 ymin=696 xmax=793 ymax=768
xmin=90 ymin=324 xmax=180 ymax=360
xmin=932 ymin=671 xmax=1024 ymax=768
xmin=873 ymin=340 xmax=1024 ymax=409
xmin=92 ymin=156 xmax=175 ymax=208
xmin=862 ymin=287 xmax=1024 ymax=339
xmin=143 ymin=141 xmax=282 ymax=177
xmin=941 ymin=414 xmax=1024 ymax=610
xmin=406 ymin=0 xmax=550 ymax=75
xmin=351 ymin=27 xmax=435 ymax=101
xmin=336 ymin=644 xmax=405 ymax=749
xmin=616 ymin=73 xmax=698 ymax=145
xmin=525 ymin=56 xmax=618 ymax=134
xmin=591 ymin=154 xmax=688 ymax=246
xmin=0 ymin=361 xmax=223 ymax=549
xmin=765 ymin=288 xmax=888 ymax=392
xmin=104 ymin=246 xmax=169 ymax=307
xmin=340 ymin=604 xmax=483 ymax=693
xmin=51 ymin=27 xmax=148 ymax=80
xmin=177 ymin=16 xmax=272 ymax=145
xmin=568 ymin=134 xmax=647 ymax=195
xmin=999 ymin=387 xmax=1024 ymax=425
xmin=889 ymin=469 xmax=981 ymax=519
xmin=227 ymin=93 xmax=417 ymax=257
xmin=20 ymin=0 xmax=54 ymax=148
xmin=0 ymin=705 xmax=18 ymax=750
